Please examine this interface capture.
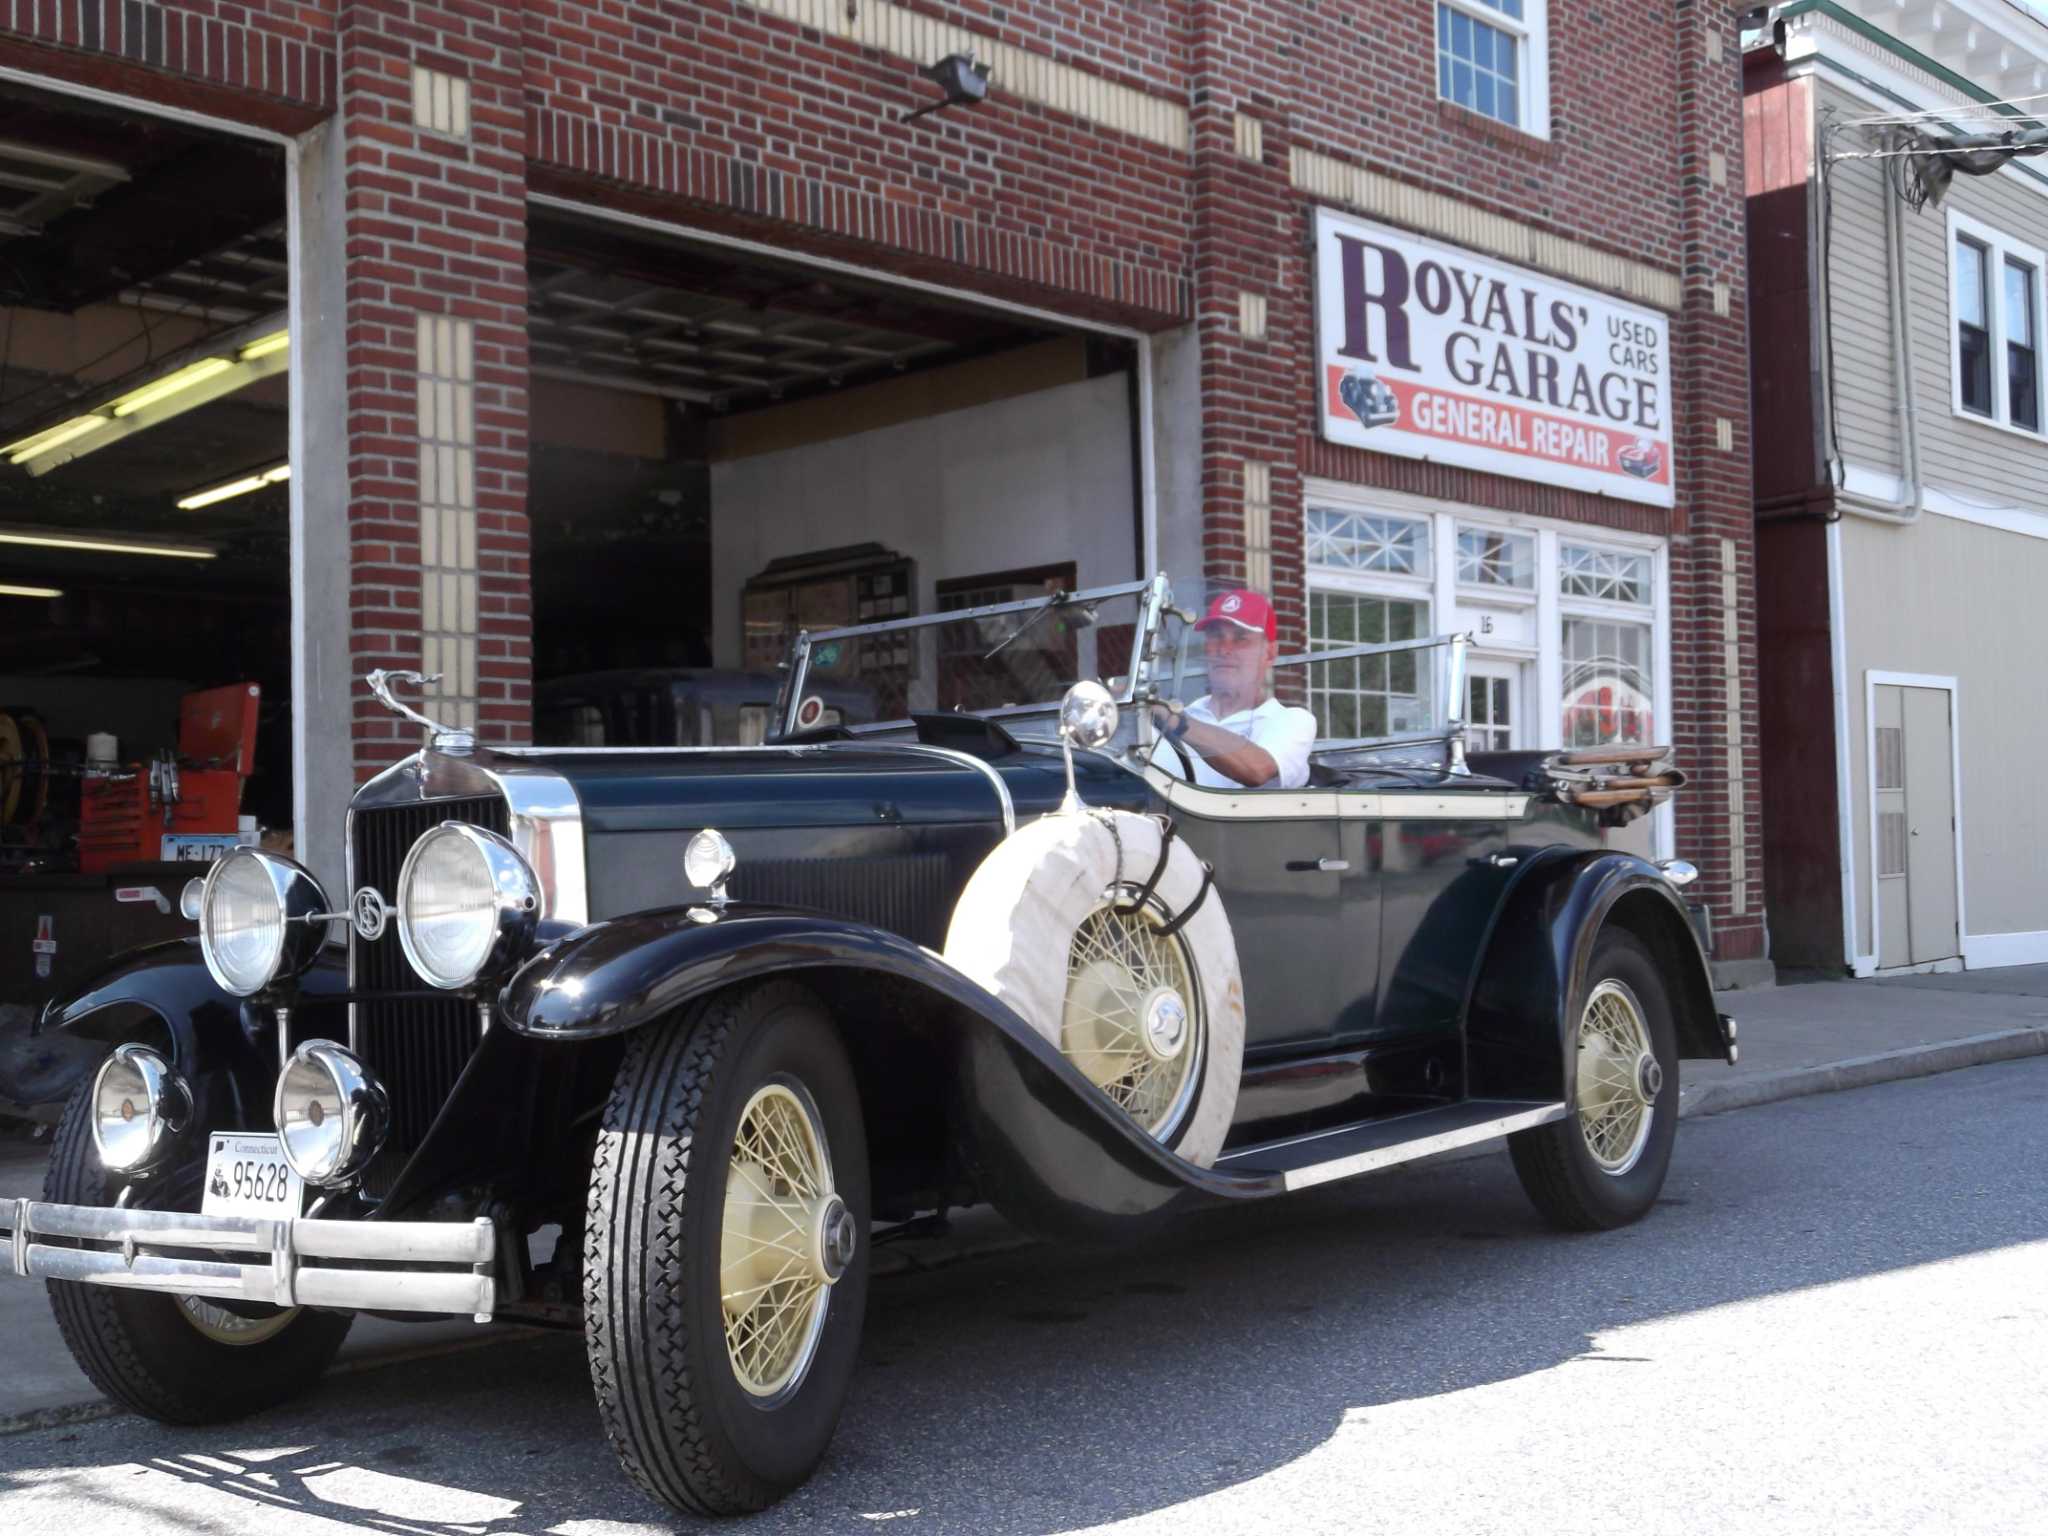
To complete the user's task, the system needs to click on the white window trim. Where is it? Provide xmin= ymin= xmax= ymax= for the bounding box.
xmin=1303 ymin=479 xmax=1671 ymax=857
xmin=1946 ymin=207 xmax=2048 ymax=440
xmin=1453 ymin=520 xmax=1539 ymax=606
xmin=1435 ymin=0 xmax=1551 ymax=141
xmin=1304 ymin=504 xmax=1435 ymax=598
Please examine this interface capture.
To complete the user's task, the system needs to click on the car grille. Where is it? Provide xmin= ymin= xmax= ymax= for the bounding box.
xmin=350 ymin=793 xmax=510 ymax=1200
xmin=731 ymin=852 xmax=955 ymax=947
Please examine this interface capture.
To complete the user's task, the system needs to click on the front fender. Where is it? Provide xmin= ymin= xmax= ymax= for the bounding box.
xmin=498 ymin=904 xmax=1283 ymax=1238
xmin=1464 ymin=849 xmax=1723 ymax=1102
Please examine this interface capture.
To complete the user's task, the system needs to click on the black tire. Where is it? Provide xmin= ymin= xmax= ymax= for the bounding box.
xmin=1508 ymin=928 xmax=1679 ymax=1232
xmin=42 ymin=1079 xmax=352 ymax=1424
xmin=584 ymin=981 xmax=871 ymax=1517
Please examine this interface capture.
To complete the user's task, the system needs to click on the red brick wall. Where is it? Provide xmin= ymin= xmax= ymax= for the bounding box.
xmin=337 ymin=0 xmax=530 ymax=775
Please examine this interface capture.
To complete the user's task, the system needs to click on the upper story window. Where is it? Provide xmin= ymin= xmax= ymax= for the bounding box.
xmin=1436 ymin=0 xmax=1550 ymax=138
xmin=1949 ymin=210 xmax=2045 ymax=436
xmin=1456 ymin=524 xmax=1535 ymax=591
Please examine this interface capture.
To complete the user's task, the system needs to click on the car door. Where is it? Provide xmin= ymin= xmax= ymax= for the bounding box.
xmin=1149 ymin=780 xmax=1368 ymax=1057
xmin=1371 ymin=785 xmax=1514 ymax=1045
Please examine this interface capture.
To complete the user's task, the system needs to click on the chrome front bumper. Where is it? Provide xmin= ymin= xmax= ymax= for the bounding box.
xmin=4 ymin=1200 xmax=496 ymax=1322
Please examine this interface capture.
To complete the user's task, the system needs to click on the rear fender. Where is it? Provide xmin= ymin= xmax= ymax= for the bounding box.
xmin=38 ymin=939 xmax=352 ymax=1130
xmin=1465 ymin=850 xmax=1723 ymax=1102
xmin=497 ymin=905 xmax=1274 ymax=1238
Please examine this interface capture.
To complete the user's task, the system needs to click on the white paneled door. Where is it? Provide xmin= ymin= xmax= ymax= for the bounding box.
xmin=1873 ymin=683 xmax=1961 ymax=969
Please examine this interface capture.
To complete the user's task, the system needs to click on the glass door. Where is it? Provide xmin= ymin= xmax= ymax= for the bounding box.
xmin=1465 ymin=657 xmax=1524 ymax=752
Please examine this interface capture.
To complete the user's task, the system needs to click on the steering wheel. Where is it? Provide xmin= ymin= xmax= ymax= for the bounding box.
xmin=1147 ymin=701 xmax=1198 ymax=782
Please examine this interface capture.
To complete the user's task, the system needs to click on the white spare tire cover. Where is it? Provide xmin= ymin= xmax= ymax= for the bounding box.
xmin=943 ymin=809 xmax=1244 ymax=1166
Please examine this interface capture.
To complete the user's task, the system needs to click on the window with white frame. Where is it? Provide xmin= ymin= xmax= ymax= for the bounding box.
xmin=1949 ymin=210 xmax=2046 ymax=434
xmin=1436 ymin=0 xmax=1549 ymax=137
xmin=1559 ymin=540 xmax=1656 ymax=749
xmin=1456 ymin=524 xmax=1535 ymax=591
xmin=1305 ymin=506 xmax=1433 ymax=739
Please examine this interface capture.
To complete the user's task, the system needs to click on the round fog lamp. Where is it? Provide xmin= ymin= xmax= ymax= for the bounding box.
xmin=274 ymin=1041 xmax=388 ymax=1187
xmin=396 ymin=822 xmax=540 ymax=990
xmin=91 ymin=1044 xmax=191 ymax=1173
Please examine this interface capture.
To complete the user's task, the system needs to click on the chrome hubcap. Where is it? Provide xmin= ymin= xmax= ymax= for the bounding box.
xmin=1062 ymin=895 xmax=1203 ymax=1139
xmin=176 ymin=1295 xmax=297 ymax=1347
xmin=720 ymin=1080 xmax=841 ymax=1401
xmin=1575 ymin=979 xmax=1659 ymax=1176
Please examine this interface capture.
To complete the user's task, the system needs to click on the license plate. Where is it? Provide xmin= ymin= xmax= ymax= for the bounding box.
xmin=201 ymin=1133 xmax=304 ymax=1220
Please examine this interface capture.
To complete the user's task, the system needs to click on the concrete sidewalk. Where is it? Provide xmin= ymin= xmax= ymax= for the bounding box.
xmin=4 ymin=965 xmax=2045 ymax=1436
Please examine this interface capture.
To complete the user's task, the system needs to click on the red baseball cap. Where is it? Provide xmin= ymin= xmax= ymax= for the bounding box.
xmin=1194 ymin=588 xmax=1277 ymax=641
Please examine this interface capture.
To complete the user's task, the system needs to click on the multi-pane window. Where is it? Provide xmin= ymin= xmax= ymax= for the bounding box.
xmin=2006 ymin=257 xmax=2039 ymax=431
xmin=1307 ymin=589 xmax=1433 ymax=740
xmin=1560 ymin=544 xmax=1651 ymax=604
xmin=1957 ymin=236 xmax=1993 ymax=416
xmin=1436 ymin=0 xmax=1547 ymax=136
xmin=1456 ymin=525 xmax=1535 ymax=590
xmin=1306 ymin=506 xmax=1429 ymax=575
xmin=1467 ymin=674 xmax=1514 ymax=753
xmin=1949 ymin=212 xmax=2047 ymax=433
xmin=1561 ymin=618 xmax=1654 ymax=748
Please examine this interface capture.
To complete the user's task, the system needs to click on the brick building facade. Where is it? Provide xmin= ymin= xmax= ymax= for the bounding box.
xmin=0 ymin=0 xmax=1764 ymax=975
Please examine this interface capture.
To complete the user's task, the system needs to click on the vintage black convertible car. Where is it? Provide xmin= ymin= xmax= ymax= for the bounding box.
xmin=2 ymin=575 xmax=1734 ymax=1517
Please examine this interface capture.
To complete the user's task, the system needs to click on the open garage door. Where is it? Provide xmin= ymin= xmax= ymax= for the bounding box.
xmin=0 ymin=81 xmax=288 ymax=1029
xmin=522 ymin=202 xmax=1151 ymax=747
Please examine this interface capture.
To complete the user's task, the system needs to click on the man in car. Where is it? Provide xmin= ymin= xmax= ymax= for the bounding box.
xmin=1149 ymin=588 xmax=1318 ymax=789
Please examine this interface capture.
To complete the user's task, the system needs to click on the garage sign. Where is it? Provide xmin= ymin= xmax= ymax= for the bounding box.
xmin=1314 ymin=209 xmax=1674 ymax=508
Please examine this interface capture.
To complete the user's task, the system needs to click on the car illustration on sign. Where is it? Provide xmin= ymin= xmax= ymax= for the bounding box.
xmin=6 ymin=575 xmax=1733 ymax=1519
xmin=1339 ymin=369 xmax=1400 ymax=429
xmin=1618 ymin=437 xmax=1664 ymax=479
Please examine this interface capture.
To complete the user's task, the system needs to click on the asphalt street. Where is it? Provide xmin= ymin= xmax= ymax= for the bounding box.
xmin=1 ymin=1056 xmax=2043 ymax=1536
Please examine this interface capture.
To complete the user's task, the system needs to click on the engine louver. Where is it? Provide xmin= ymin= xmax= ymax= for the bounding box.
xmin=350 ymin=794 xmax=510 ymax=1200
xmin=729 ymin=852 xmax=955 ymax=947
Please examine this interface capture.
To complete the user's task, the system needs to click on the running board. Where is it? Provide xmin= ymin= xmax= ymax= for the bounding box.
xmin=1215 ymin=1099 xmax=1567 ymax=1192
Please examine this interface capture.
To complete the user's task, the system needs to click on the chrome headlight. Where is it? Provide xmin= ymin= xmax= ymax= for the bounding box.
xmin=396 ymin=823 xmax=541 ymax=990
xmin=91 ymin=1045 xmax=191 ymax=1173
xmin=274 ymin=1041 xmax=389 ymax=1187
xmin=199 ymin=849 xmax=329 ymax=998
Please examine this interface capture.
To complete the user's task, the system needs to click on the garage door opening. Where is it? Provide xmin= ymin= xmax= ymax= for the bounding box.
xmin=524 ymin=204 xmax=1146 ymax=747
xmin=0 ymin=81 xmax=287 ymax=1017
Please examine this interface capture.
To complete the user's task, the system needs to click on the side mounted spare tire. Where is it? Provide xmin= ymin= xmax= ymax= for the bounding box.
xmin=943 ymin=809 xmax=1244 ymax=1166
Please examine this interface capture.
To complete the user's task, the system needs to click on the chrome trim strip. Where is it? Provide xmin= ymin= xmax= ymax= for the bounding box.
xmin=7 ymin=1202 xmax=497 ymax=1317
xmin=819 ymin=740 xmax=1015 ymax=836
xmin=1214 ymin=1103 xmax=1568 ymax=1192
xmin=1129 ymin=762 xmax=1527 ymax=821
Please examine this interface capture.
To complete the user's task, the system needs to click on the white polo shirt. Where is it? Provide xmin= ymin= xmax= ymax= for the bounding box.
xmin=1151 ymin=694 xmax=1318 ymax=790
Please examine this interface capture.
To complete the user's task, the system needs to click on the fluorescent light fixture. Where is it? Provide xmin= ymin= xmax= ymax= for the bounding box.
xmin=4 ymin=414 xmax=111 ymax=466
xmin=0 ymin=312 xmax=288 ymax=476
xmin=177 ymin=461 xmax=290 ymax=511
xmin=0 ymin=583 xmax=62 ymax=598
xmin=111 ymin=357 xmax=234 ymax=417
xmin=239 ymin=331 xmax=290 ymax=361
xmin=0 ymin=526 xmax=215 ymax=560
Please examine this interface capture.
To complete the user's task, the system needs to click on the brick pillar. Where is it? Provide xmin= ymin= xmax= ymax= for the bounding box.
xmin=1188 ymin=3 xmax=1304 ymax=647
xmin=336 ymin=0 xmax=529 ymax=778
xmin=1670 ymin=1 xmax=1766 ymax=972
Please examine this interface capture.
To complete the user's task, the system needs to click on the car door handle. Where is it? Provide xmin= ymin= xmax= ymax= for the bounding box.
xmin=1473 ymin=852 xmax=1519 ymax=869
xmin=1285 ymin=858 xmax=1350 ymax=872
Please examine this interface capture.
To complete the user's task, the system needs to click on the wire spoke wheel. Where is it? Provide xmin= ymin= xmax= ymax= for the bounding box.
xmin=720 ymin=1079 xmax=849 ymax=1402
xmin=1062 ymin=892 xmax=1203 ymax=1140
xmin=175 ymin=1296 xmax=298 ymax=1348
xmin=1575 ymin=978 xmax=1659 ymax=1176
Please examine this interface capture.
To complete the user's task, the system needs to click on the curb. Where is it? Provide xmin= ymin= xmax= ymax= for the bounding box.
xmin=5 ymin=1029 xmax=2045 ymax=1438
xmin=1677 ymin=1026 xmax=2048 ymax=1121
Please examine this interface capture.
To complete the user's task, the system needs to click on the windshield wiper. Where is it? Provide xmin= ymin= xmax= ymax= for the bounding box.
xmin=982 ymin=589 xmax=1092 ymax=662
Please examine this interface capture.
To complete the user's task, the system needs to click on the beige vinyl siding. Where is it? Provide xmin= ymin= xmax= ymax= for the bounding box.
xmin=1839 ymin=512 xmax=2048 ymax=956
xmin=1821 ymin=80 xmax=2048 ymax=504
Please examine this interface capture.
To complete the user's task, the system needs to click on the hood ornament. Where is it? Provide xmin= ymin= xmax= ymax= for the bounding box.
xmin=365 ymin=669 xmax=474 ymax=754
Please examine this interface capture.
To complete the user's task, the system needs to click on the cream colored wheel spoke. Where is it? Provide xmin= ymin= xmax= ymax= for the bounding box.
xmin=1575 ymin=979 xmax=1657 ymax=1176
xmin=720 ymin=1081 xmax=847 ymax=1400
xmin=1062 ymin=893 xmax=1202 ymax=1140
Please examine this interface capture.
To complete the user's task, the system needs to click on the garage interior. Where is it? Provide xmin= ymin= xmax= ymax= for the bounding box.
xmin=522 ymin=204 xmax=1145 ymax=745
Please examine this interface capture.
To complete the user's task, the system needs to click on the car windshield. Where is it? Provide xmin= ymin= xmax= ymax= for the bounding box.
xmin=777 ymin=578 xmax=1161 ymax=740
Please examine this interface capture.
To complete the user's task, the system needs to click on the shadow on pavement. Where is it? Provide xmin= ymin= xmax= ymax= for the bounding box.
xmin=1 ymin=1058 xmax=2043 ymax=1533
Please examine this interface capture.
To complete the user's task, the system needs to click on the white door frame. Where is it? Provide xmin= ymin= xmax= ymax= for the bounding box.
xmin=1464 ymin=653 xmax=1528 ymax=750
xmin=1860 ymin=670 xmax=1967 ymax=977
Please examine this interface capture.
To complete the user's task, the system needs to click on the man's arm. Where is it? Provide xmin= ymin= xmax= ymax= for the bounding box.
xmin=1151 ymin=705 xmax=1281 ymax=787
